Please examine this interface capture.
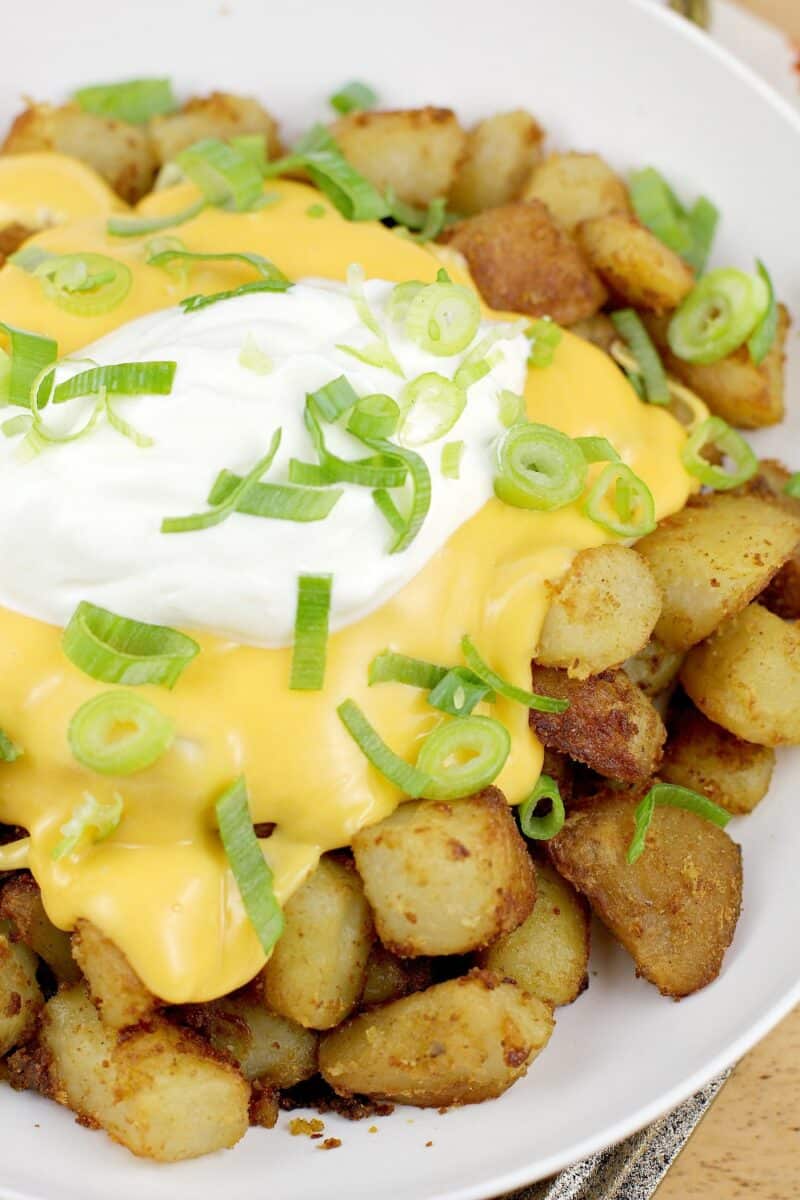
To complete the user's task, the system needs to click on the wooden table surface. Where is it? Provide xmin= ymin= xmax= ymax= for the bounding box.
xmin=656 ymin=2 xmax=798 ymax=1197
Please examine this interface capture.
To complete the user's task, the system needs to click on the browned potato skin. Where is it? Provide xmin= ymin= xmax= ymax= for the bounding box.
xmin=149 ymin=92 xmax=281 ymax=165
xmin=3 ymin=103 xmax=157 ymax=203
xmin=331 ymin=107 xmax=466 ymax=208
xmin=263 ymin=855 xmax=373 ymax=1030
xmin=636 ymin=494 xmax=800 ymax=651
xmin=661 ymin=699 xmax=774 ymax=815
xmin=549 ymin=788 xmax=742 ymax=997
xmin=681 ymin=604 xmax=800 ymax=746
xmin=645 ymin=307 xmax=790 ymax=429
xmin=449 ymin=110 xmax=544 ymax=215
xmin=478 ymin=862 xmax=590 ymax=1006
xmin=179 ymin=994 xmax=318 ymax=1088
xmin=0 ymin=875 xmax=79 ymax=983
xmin=524 ymin=152 xmax=631 ymax=235
xmin=529 ymin=664 xmax=666 ymax=781
xmin=249 ymin=1081 xmax=279 ymax=1128
xmin=71 ymin=919 xmax=158 ymax=1030
xmin=443 ymin=200 xmax=607 ymax=325
xmin=0 ymin=935 xmax=42 ymax=1054
xmin=623 ymin=638 xmax=685 ymax=698
xmin=352 ymin=789 xmax=535 ymax=957
xmin=740 ymin=459 xmax=800 ymax=619
xmin=537 ymin=545 xmax=661 ymax=678
xmin=577 ymin=214 xmax=694 ymax=312
xmin=319 ymin=970 xmax=554 ymax=1107
xmin=361 ymin=945 xmax=433 ymax=1007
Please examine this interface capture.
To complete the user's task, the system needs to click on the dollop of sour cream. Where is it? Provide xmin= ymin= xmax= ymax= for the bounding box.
xmin=0 ymin=278 xmax=529 ymax=646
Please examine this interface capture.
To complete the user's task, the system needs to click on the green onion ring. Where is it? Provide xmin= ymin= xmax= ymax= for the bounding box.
xmin=680 ymin=416 xmax=757 ymax=491
xmin=668 ymin=267 xmax=769 ymax=364
xmin=584 ymin=462 xmax=657 ymax=537
xmin=68 ymin=691 xmax=174 ymax=775
xmin=517 ymin=774 xmax=566 ymax=840
xmin=415 ymin=715 xmax=510 ymax=800
xmin=494 ymin=422 xmax=587 ymax=511
xmin=62 ymin=600 xmax=200 ymax=688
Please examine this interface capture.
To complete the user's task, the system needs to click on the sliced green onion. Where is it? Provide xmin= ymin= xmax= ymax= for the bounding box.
xmin=306 ymin=204 xmax=327 ymax=219
xmin=368 ymin=650 xmax=447 ymax=690
xmin=397 ymin=373 xmax=466 ymax=447
xmin=161 ymin=427 xmax=281 ymax=533
xmin=386 ymin=190 xmax=449 ymax=243
xmin=330 ymin=81 xmax=378 ymax=115
xmin=26 ymin=253 xmax=132 ymax=317
xmin=337 ymin=699 xmax=431 ymax=796
xmin=415 ymin=715 xmax=510 ymax=800
xmin=427 ymin=668 xmax=493 ymax=717
xmin=629 ymin=168 xmax=693 ymax=257
xmin=63 ymin=601 xmax=199 ymax=688
xmin=309 ymin=375 xmax=359 ymax=423
xmin=0 ymin=730 xmax=22 ymax=762
xmin=147 ymin=247 xmax=287 ymax=287
xmin=785 ymin=473 xmax=800 ymax=500
xmin=494 ymin=422 xmax=587 ymax=511
xmin=337 ymin=340 xmax=404 ymax=375
xmin=287 ymin=460 xmax=336 ymax=487
xmin=230 ymin=134 xmax=268 ymax=172
xmin=339 ymin=263 xmax=403 ymax=376
xmin=181 ymin=278 xmax=291 ymax=312
xmin=497 ymin=389 xmax=526 ymax=429
xmin=68 ymin=691 xmax=174 ymax=775
xmin=363 ymin=437 xmax=431 ymax=553
xmin=627 ymin=781 xmax=731 ymax=865
xmin=668 ymin=268 xmax=769 ymax=365
xmin=53 ymin=360 xmax=175 ymax=404
xmin=216 ymin=777 xmax=284 ymax=955
xmin=372 ymin=487 xmax=405 ymax=536
xmin=441 ymin=440 xmax=464 ymax=479
xmin=2 ymin=414 xmax=30 ymax=438
xmin=208 ymin=470 xmax=341 ymax=522
xmin=105 ymin=395 xmax=154 ymax=448
xmin=453 ymin=357 xmax=491 ymax=391
xmin=52 ymin=791 xmax=123 ymax=861
xmin=611 ymin=310 xmax=669 ymax=405
xmin=684 ymin=196 xmax=719 ymax=275
xmin=290 ymin=574 xmax=332 ymax=691
xmin=575 ymin=436 xmax=621 ymax=464
xmin=388 ymin=280 xmax=426 ymax=324
xmin=517 ymin=774 xmax=565 ymax=840
xmin=584 ymin=463 xmax=656 ymax=537
xmin=176 ymin=137 xmax=265 ymax=212
xmin=0 ymin=321 xmax=57 ymax=408
xmin=73 ymin=78 xmax=177 ymax=124
xmin=407 ymin=198 xmax=448 ymax=245
xmin=747 ymin=260 xmax=778 ymax=365
xmin=461 ymin=635 xmax=569 ymax=714
xmin=21 ymin=389 xmax=104 ymax=455
xmin=681 ymin=416 xmax=757 ymax=491
xmin=404 ymin=280 xmax=481 ymax=356
xmin=526 ymin=319 xmax=563 ymax=368
xmin=107 ymin=200 xmax=206 ymax=238
xmin=302 ymin=399 xmax=408 ymax=489
xmin=263 ymin=125 xmax=389 ymax=222
xmin=239 ymin=334 xmax=272 ymax=375
xmin=347 ymin=394 xmax=399 ymax=440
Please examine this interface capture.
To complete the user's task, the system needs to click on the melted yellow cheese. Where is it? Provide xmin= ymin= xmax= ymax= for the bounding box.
xmin=0 ymin=159 xmax=695 ymax=1002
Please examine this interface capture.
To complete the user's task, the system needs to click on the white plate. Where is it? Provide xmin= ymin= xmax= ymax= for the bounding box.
xmin=1 ymin=1 xmax=800 ymax=1197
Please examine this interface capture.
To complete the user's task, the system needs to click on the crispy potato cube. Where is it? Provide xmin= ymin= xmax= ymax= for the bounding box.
xmin=661 ymin=700 xmax=774 ymax=815
xmin=330 ymin=107 xmax=466 ymax=208
xmin=181 ymin=995 xmax=318 ymax=1087
xmin=537 ymin=545 xmax=661 ymax=678
xmin=549 ymin=789 xmax=742 ymax=997
xmin=0 ymin=934 xmax=42 ymax=1054
xmin=523 ymin=152 xmax=631 ymax=235
xmin=263 ymin=856 xmax=373 ymax=1030
xmin=529 ymin=664 xmax=666 ymax=781
xmin=361 ymin=945 xmax=433 ymax=1007
xmin=738 ymin=459 xmax=800 ymax=617
xmin=39 ymin=985 xmax=249 ymax=1161
xmin=636 ymin=494 xmax=800 ymax=651
xmin=449 ymin=110 xmax=544 ymax=215
xmin=646 ymin=306 xmax=790 ymax=429
xmin=623 ymin=638 xmax=685 ymax=698
xmin=320 ymin=970 xmax=554 ymax=1106
xmin=445 ymin=200 xmax=606 ymax=324
xmin=477 ymin=862 xmax=589 ymax=1006
xmin=71 ymin=919 xmax=157 ymax=1029
xmin=577 ymin=214 xmax=694 ymax=311
xmin=0 ymin=874 xmax=79 ymax=983
xmin=2 ymin=103 xmax=157 ymax=203
xmin=149 ymin=92 xmax=281 ymax=165
xmin=681 ymin=603 xmax=800 ymax=746
xmin=352 ymin=789 xmax=535 ymax=957
xmin=568 ymin=312 xmax=617 ymax=353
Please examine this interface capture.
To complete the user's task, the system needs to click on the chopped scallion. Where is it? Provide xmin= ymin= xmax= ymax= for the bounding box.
xmin=611 ymin=310 xmax=669 ymax=404
xmin=73 ymin=77 xmax=177 ymax=124
xmin=0 ymin=321 xmax=57 ymax=408
xmin=427 ymin=667 xmax=493 ymax=717
xmin=53 ymin=360 xmax=176 ymax=404
xmin=415 ymin=715 xmax=510 ymax=800
xmin=52 ymin=791 xmax=123 ymax=861
xmin=368 ymin=651 xmax=447 ymax=690
xmin=441 ymin=440 xmax=464 ymax=479
xmin=461 ymin=635 xmax=569 ymax=714
xmin=176 ymin=137 xmax=265 ymax=212
xmin=337 ymin=699 xmax=431 ymax=796
xmin=627 ymin=782 xmax=730 ymax=864
xmin=747 ymin=260 xmax=778 ymax=365
xmin=290 ymin=574 xmax=332 ymax=691
xmin=330 ymin=81 xmax=378 ymax=115
xmin=681 ymin=416 xmax=757 ymax=491
xmin=216 ymin=777 xmax=284 ymax=954
xmin=207 ymin=470 xmax=342 ymax=522
xmin=517 ymin=774 xmax=566 ymax=840
xmin=62 ymin=601 xmax=200 ymax=688
xmin=68 ymin=691 xmax=174 ymax=775
xmin=161 ymin=428 xmax=282 ymax=533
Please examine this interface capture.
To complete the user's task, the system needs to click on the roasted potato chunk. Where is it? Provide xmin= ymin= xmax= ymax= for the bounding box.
xmin=646 ymin=306 xmax=790 ymax=429
xmin=330 ymin=107 xmax=466 ymax=208
xmin=577 ymin=214 xmax=694 ymax=311
xmin=2 ymin=103 xmax=157 ymax=203
xmin=523 ymin=152 xmax=631 ymax=235
xmin=180 ymin=995 xmax=318 ymax=1088
xmin=0 ymin=874 xmax=79 ymax=983
xmin=38 ymin=985 xmax=249 ymax=1161
xmin=444 ymin=200 xmax=607 ymax=324
xmin=537 ymin=545 xmax=661 ymax=678
xmin=263 ymin=855 xmax=373 ymax=1030
xmin=478 ymin=862 xmax=589 ymax=1006
xmin=449 ymin=110 xmax=544 ymax=215
xmin=71 ymin=919 xmax=157 ymax=1029
xmin=661 ymin=699 xmax=774 ymax=815
xmin=361 ymin=945 xmax=433 ymax=1007
xmin=549 ymin=789 xmax=742 ymax=997
xmin=681 ymin=604 xmax=800 ymax=746
xmin=320 ymin=970 xmax=554 ymax=1106
xmin=352 ymin=789 xmax=535 ymax=957
xmin=636 ymin=494 xmax=800 ymax=651
xmin=623 ymin=638 xmax=685 ymax=698
xmin=149 ymin=92 xmax=281 ymax=165
xmin=568 ymin=312 xmax=617 ymax=353
xmin=0 ymin=934 xmax=42 ymax=1054
xmin=529 ymin=664 xmax=666 ymax=781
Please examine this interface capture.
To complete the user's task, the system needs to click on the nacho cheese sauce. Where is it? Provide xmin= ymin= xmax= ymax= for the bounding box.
xmin=0 ymin=159 xmax=694 ymax=1002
